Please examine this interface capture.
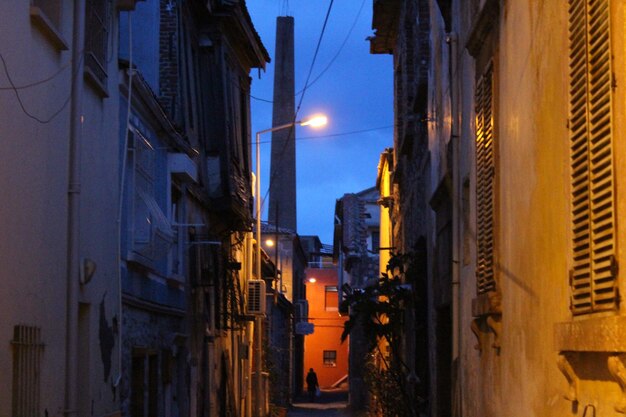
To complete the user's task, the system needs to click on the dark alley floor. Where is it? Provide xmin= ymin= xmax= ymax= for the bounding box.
xmin=289 ymin=388 xmax=349 ymax=416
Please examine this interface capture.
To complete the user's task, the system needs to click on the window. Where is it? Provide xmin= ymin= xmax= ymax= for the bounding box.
xmin=370 ymin=230 xmax=380 ymax=252
xmin=85 ymin=0 xmax=110 ymax=89
xmin=325 ymin=286 xmax=338 ymax=311
xmin=131 ymin=351 xmax=159 ymax=417
xmin=323 ymin=350 xmax=337 ymax=367
xmin=12 ymin=325 xmax=44 ymax=417
xmin=568 ymin=0 xmax=617 ymax=315
xmin=475 ymin=63 xmax=496 ymax=295
xmin=127 ymin=129 xmax=174 ymax=263
xmin=133 ymin=131 xmax=156 ymax=246
xmin=170 ymin=184 xmax=183 ymax=276
xmin=30 ymin=0 xmax=68 ymax=50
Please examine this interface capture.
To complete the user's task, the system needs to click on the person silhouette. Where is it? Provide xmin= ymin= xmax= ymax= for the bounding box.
xmin=306 ymin=368 xmax=319 ymax=401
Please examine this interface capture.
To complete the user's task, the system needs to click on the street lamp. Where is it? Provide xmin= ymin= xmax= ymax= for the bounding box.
xmin=253 ymin=114 xmax=327 ymax=417
xmin=254 ymin=113 xmax=328 ymax=293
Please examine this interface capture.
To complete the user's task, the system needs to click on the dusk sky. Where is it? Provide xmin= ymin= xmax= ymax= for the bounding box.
xmin=247 ymin=1 xmax=394 ymax=244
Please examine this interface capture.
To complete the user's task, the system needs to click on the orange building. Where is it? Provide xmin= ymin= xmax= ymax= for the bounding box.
xmin=303 ymin=264 xmax=349 ymax=389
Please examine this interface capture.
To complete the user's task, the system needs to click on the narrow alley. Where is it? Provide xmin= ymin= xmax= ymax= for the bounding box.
xmin=4 ymin=1 xmax=626 ymax=417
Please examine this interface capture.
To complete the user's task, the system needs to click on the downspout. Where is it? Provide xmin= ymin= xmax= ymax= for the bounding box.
xmin=115 ymin=11 xmax=135 ymax=396
xmin=446 ymin=30 xmax=463 ymax=417
xmin=246 ymin=234 xmax=254 ymax=417
xmin=65 ymin=1 xmax=85 ymax=416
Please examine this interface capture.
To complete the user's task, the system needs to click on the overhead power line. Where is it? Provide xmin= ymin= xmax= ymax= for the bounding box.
xmin=261 ymin=0 xmax=335 ymax=212
xmin=250 ymin=0 xmax=363 ymax=104
xmin=294 ymin=0 xmax=366 ymax=95
xmin=255 ymin=125 xmax=394 ymax=145
xmin=0 ymin=52 xmax=79 ymax=124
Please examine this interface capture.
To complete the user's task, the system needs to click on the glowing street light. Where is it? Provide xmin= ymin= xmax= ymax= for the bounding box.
xmin=299 ymin=114 xmax=328 ymax=127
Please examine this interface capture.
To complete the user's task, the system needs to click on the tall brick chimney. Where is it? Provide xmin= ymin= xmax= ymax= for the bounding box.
xmin=268 ymin=16 xmax=297 ymax=232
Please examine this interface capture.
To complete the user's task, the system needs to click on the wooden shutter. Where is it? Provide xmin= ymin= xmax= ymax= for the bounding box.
xmin=568 ymin=0 xmax=617 ymax=315
xmin=475 ymin=65 xmax=496 ymax=295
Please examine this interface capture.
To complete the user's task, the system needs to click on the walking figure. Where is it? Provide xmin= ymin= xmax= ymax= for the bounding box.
xmin=306 ymin=368 xmax=319 ymax=402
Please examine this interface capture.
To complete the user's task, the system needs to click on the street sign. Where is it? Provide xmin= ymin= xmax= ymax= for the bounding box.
xmin=295 ymin=322 xmax=314 ymax=335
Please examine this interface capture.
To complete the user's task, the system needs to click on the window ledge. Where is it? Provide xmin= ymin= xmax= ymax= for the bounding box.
xmin=554 ymin=315 xmax=626 ymax=352
xmin=471 ymin=291 xmax=502 ymax=352
xmin=84 ymin=65 xmax=109 ymax=98
xmin=30 ymin=6 xmax=69 ymax=51
xmin=472 ymin=291 xmax=501 ymax=317
xmin=117 ymin=0 xmax=145 ymax=11
xmin=466 ymin=0 xmax=499 ymax=58
xmin=555 ymin=317 xmax=626 ymax=409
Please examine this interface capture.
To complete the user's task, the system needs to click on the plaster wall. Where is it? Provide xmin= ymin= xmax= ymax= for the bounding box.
xmin=435 ymin=0 xmax=626 ymax=415
xmin=0 ymin=2 xmax=71 ymax=411
xmin=304 ymin=268 xmax=348 ymax=388
xmin=0 ymin=2 xmax=122 ymax=416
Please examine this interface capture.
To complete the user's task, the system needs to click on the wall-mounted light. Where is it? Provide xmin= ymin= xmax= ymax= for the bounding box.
xmin=79 ymin=258 xmax=97 ymax=285
xmin=308 ymin=277 xmax=317 ymax=284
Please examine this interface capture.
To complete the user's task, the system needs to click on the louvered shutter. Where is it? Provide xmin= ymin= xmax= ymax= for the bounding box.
xmin=475 ymin=65 xmax=496 ymax=295
xmin=568 ymin=0 xmax=617 ymax=315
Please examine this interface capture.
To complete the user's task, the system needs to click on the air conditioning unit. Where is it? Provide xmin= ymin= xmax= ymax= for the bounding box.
xmin=246 ymin=279 xmax=266 ymax=315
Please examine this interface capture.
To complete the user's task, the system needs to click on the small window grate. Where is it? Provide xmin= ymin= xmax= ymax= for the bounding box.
xmin=12 ymin=325 xmax=45 ymax=417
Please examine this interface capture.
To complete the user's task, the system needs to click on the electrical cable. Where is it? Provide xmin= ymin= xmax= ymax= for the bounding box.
xmin=0 ymin=58 xmax=72 ymax=90
xmin=293 ymin=0 xmax=365 ymax=96
xmin=250 ymin=93 xmax=273 ymax=103
xmin=0 ymin=52 xmax=79 ymax=124
xmin=254 ymin=124 xmax=393 ymax=145
xmin=260 ymin=0 xmax=335 ymax=215
xmin=249 ymin=0 xmax=363 ymax=104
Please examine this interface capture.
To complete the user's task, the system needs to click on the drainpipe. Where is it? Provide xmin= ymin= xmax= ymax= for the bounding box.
xmin=116 ymin=11 xmax=135 ymax=399
xmin=446 ymin=30 xmax=462 ymax=417
xmin=245 ymin=233 xmax=254 ymax=417
xmin=65 ymin=1 xmax=85 ymax=416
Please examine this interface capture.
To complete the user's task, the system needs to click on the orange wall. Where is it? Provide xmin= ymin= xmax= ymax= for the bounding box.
xmin=303 ymin=267 xmax=348 ymax=388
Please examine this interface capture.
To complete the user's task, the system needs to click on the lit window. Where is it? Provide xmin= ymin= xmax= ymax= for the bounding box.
xmin=323 ymin=350 xmax=337 ymax=367
xmin=325 ymin=286 xmax=338 ymax=311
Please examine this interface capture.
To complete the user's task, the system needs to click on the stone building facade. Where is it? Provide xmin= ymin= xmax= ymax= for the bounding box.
xmin=119 ymin=1 xmax=269 ymax=417
xmin=0 ymin=1 xmax=144 ymax=416
xmin=0 ymin=1 xmax=270 ymax=417
xmin=372 ymin=0 xmax=626 ymax=416
xmin=333 ymin=187 xmax=381 ymax=410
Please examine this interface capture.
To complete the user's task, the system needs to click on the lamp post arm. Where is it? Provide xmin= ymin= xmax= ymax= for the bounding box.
xmin=256 ymin=121 xmax=300 ymax=137
xmin=253 ymin=120 xmax=298 ymax=281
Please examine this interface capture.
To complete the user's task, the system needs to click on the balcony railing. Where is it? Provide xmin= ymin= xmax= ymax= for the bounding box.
xmin=307 ymin=261 xmax=335 ymax=269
